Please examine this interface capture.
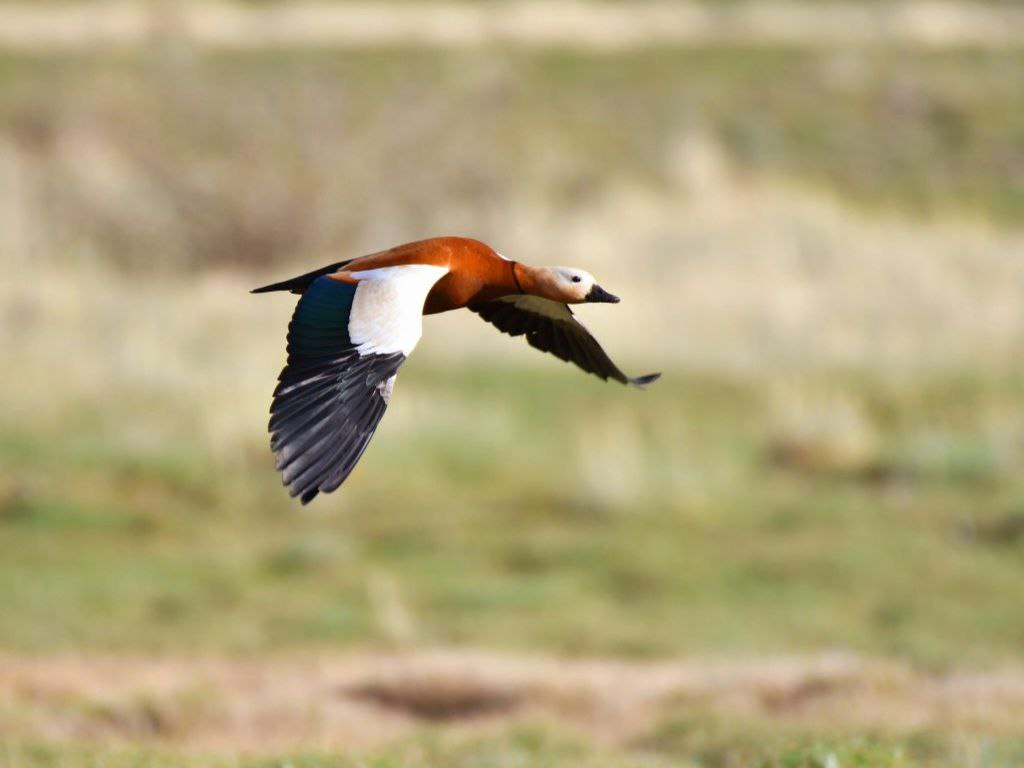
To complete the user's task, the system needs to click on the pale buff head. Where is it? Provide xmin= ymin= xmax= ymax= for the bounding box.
xmin=530 ymin=266 xmax=620 ymax=305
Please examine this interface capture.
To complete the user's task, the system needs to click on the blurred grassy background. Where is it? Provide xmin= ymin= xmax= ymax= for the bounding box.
xmin=2 ymin=2 xmax=1024 ymax=766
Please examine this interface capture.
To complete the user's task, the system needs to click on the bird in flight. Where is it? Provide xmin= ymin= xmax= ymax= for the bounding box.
xmin=253 ymin=236 xmax=660 ymax=503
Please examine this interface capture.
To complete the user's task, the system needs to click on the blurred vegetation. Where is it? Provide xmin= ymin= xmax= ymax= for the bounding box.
xmin=2 ymin=22 xmax=1024 ymax=768
xmin=4 ymin=364 xmax=1024 ymax=665
xmin=4 ymin=727 xmax=1024 ymax=768
xmin=0 ymin=47 xmax=1022 ymax=274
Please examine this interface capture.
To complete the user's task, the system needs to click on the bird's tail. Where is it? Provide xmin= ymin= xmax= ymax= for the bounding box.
xmin=251 ymin=259 xmax=354 ymax=294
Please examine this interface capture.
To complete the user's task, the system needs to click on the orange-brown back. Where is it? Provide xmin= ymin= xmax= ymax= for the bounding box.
xmin=342 ymin=236 xmax=520 ymax=315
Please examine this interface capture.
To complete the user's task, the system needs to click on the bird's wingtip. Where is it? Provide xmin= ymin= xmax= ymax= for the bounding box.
xmin=628 ymin=372 xmax=662 ymax=388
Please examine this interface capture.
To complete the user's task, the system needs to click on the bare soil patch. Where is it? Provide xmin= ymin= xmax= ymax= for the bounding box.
xmin=2 ymin=650 xmax=1024 ymax=753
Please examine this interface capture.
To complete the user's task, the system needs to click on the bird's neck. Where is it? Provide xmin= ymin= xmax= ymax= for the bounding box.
xmin=513 ymin=264 xmax=561 ymax=302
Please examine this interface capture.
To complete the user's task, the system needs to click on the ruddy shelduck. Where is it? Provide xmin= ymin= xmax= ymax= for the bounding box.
xmin=254 ymin=236 xmax=660 ymax=503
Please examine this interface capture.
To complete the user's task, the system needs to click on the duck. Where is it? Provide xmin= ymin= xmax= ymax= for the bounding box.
xmin=253 ymin=236 xmax=660 ymax=503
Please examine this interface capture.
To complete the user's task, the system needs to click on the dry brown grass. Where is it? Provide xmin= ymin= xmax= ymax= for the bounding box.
xmin=3 ymin=650 xmax=1024 ymax=754
xmin=2 ymin=1 xmax=1024 ymax=52
xmin=5 ymin=170 xmax=1024 ymax=390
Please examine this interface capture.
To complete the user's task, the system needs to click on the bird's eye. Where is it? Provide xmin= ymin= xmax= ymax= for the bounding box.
xmin=571 ymin=275 xmax=581 ymax=283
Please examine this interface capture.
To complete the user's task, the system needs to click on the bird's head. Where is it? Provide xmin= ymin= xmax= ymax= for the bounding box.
xmin=534 ymin=266 xmax=620 ymax=305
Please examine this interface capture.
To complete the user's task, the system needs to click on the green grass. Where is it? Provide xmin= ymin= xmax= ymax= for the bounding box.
xmin=3 ymin=366 xmax=1024 ymax=664
xmin=639 ymin=716 xmax=1024 ymax=768
xmin=5 ymin=725 xmax=1024 ymax=768
xmin=4 ymin=269 xmax=1023 ymax=768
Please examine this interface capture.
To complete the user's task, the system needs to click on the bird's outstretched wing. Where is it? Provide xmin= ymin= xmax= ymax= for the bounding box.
xmin=269 ymin=265 xmax=445 ymax=503
xmin=469 ymin=295 xmax=660 ymax=387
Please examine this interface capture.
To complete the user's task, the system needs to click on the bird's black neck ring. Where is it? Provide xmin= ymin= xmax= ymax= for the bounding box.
xmin=510 ymin=261 xmax=525 ymax=294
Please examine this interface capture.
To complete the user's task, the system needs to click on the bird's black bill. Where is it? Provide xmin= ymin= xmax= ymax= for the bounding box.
xmin=585 ymin=285 xmax=620 ymax=303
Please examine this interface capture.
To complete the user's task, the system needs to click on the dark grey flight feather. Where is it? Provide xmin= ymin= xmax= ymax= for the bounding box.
xmin=251 ymin=258 xmax=355 ymax=294
xmin=469 ymin=295 xmax=660 ymax=387
xmin=269 ymin=275 xmax=406 ymax=503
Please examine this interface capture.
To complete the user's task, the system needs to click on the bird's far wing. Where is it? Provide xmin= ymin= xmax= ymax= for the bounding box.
xmin=251 ymin=257 xmax=355 ymax=294
xmin=270 ymin=265 xmax=446 ymax=503
xmin=468 ymin=295 xmax=660 ymax=387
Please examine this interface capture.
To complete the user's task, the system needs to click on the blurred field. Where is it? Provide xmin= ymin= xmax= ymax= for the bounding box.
xmin=2 ymin=10 xmax=1024 ymax=768
xmin=4 ymin=261 xmax=1024 ymax=660
xmin=4 ymin=1 xmax=1024 ymax=52
xmin=4 ymin=651 xmax=1024 ymax=767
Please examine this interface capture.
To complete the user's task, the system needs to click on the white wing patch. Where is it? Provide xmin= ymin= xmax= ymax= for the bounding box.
xmin=377 ymin=374 xmax=397 ymax=404
xmin=348 ymin=265 xmax=448 ymax=356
